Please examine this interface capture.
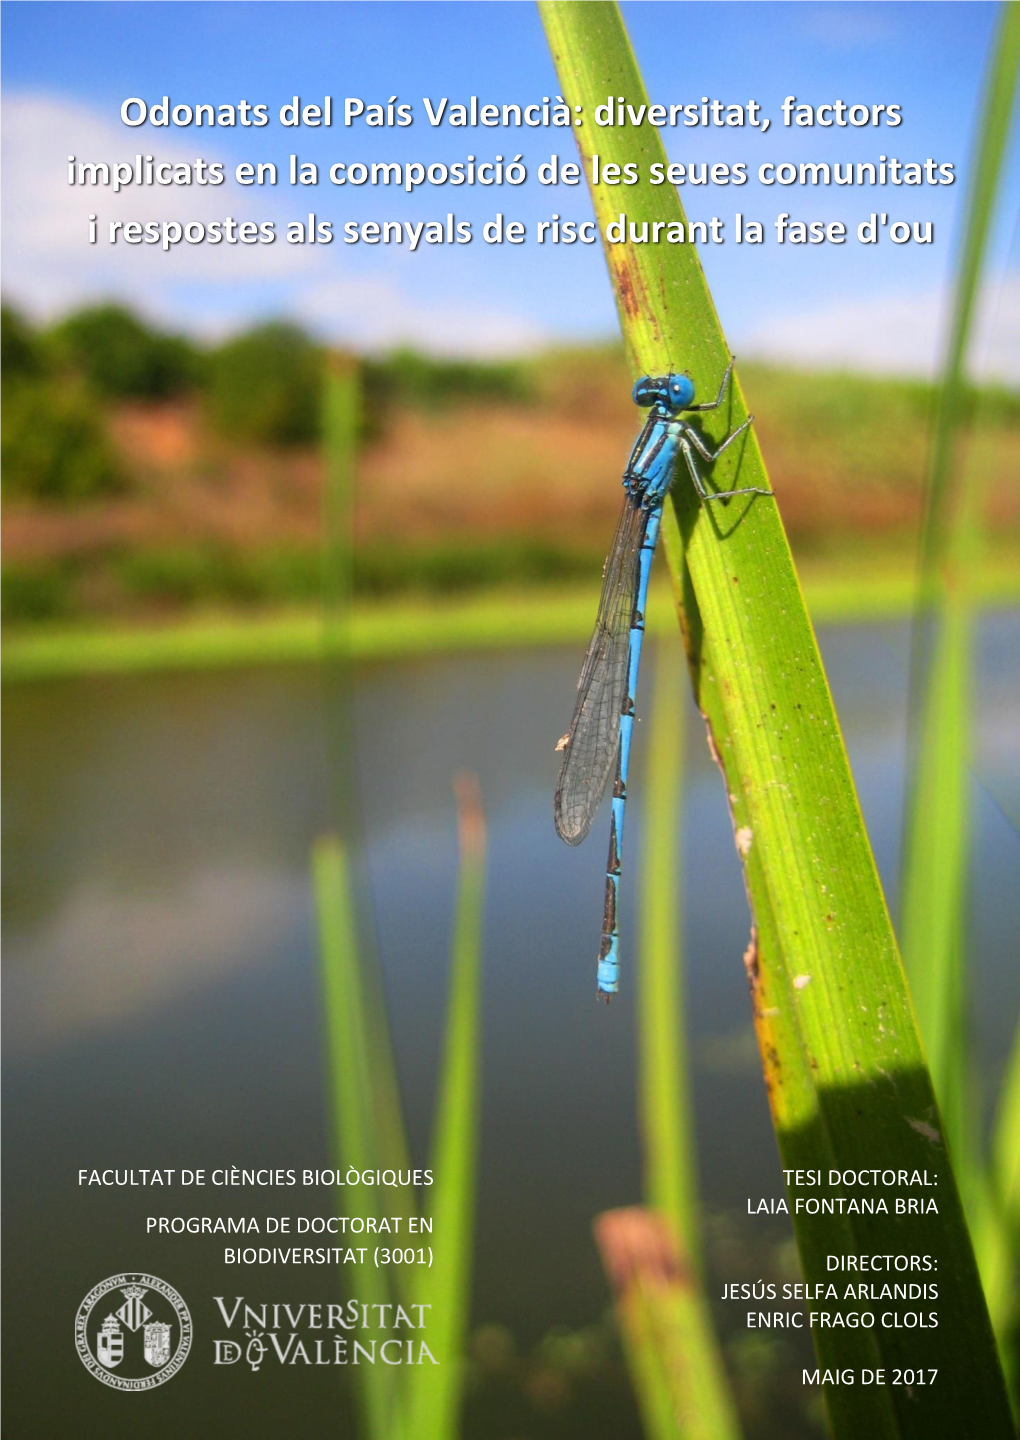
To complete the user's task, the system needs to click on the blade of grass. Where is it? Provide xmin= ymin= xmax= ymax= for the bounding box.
xmin=406 ymin=775 xmax=487 ymax=1440
xmin=981 ymin=1019 xmax=1020 ymax=1346
xmin=596 ymin=1209 xmax=742 ymax=1440
xmin=317 ymin=378 xmax=486 ymax=1438
xmin=313 ymin=834 xmax=405 ymax=1440
xmin=639 ymin=644 xmax=699 ymax=1253
xmin=900 ymin=587 xmax=976 ymax=1190
xmin=627 ymin=645 xmax=742 ymax=1440
xmin=900 ymin=0 xmax=1020 ymax=1205
xmin=321 ymin=352 xmax=358 ymax=830
xmin=540 ymin=4 xmax=1013 ymax=1434
xmin=322 ymin=357 xmax=415 ymax=1241
xmin=897 ymin=10 xmax=1020 ymax=1392
xmin=914 ymin=1 xmax=1020 ymax=591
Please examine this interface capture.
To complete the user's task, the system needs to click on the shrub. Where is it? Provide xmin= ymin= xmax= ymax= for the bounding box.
xmin=363 ymin=348 xmax=534 ymax=409
xmin=47 ymin=304 xmax=199 ymax=399
xmin=1 ymin=304 xmax=45 ymax=384
xmin=1 ymin=380 xmax=125 ymax=502
xmin=1 ymin=561 xmax=72 ymax=623
xmin=114 ymin=545 xmax=322 ymax=606
xmin=204 ymin=322 xmax=321 ymax=445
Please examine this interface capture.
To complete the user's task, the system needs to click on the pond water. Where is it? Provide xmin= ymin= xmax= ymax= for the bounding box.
xmin=3 ymin=612 xmax=1018 ymax=1438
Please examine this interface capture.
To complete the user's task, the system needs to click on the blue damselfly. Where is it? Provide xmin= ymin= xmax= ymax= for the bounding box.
xmin=554 ymin=359 xmax=769 ymax=998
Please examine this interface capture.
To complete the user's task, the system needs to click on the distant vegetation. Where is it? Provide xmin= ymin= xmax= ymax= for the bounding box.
xmin=0 ymin=302 xmax=549 ymax=469
xmin=2 ymin=299 xmax=1018 ymax=626
xmin=204 ymin=321 xmax=322 ymax=445
xmin=1 ymin=306 xmax=126 ymax=503
xmin=361 ymin=347 xmax=536 ymax=422
xmin=47 ymin=303 xmax=200 ymax=401
xmin=2 ymin=377 xmax=126 ymax=504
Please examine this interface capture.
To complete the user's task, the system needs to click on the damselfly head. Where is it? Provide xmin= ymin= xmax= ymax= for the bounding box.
xmin=632 ymin=372 xmax=695 ymax=413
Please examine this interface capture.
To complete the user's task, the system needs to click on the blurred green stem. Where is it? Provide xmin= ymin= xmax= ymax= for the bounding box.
xmin=322 ymin=356 xmax=414 ymax=1228
xmin=640 ymin=643 xmax=699 ymax=1262
xmin=901 ymin=0 xmax=1019 ymax=1240
xmin=314 ymin=835 xmax=405 ymax=1440
xmin=407 ymin=775 xmax=486 ymax=1440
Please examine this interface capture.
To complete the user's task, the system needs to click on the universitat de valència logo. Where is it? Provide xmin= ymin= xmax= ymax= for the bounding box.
xmin=75 ymin=1273 xmax=192 ymax=1390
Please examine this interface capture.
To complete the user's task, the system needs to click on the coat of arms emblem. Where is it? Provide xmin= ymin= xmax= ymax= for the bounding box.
xmin=96 ymin=1315 xmax=123 ymax=1368
xmin=116 ymin=1284 xmax=153 ymax=1332
xmin=144 ymin=1321 xmax=172 ymax=1368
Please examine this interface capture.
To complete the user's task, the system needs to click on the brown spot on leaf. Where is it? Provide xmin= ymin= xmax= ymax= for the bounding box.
xmin=614 ymin=260 xmax=642 ymax=319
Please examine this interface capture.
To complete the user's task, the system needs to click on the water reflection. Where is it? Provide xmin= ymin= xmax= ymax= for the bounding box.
xmin=2 ymin=613 xmax=1018 ymax=1437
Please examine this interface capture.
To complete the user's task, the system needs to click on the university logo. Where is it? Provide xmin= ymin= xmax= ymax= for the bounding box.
xmin=75 ymin=1273 xmax=192 ymax=1391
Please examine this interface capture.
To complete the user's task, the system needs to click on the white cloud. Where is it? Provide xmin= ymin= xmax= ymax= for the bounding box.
xmin=799 ymin=4 xmax=897 ymax=49
xmin=1 ymin=90 xmax=548 ymax=356
xmin=1 ymin=92 xmax=317 ymax=322
xmin=742 ymin=274 xmax=1020 ymax=383
xmin=291 ymin=273 xmax=548 ymax=356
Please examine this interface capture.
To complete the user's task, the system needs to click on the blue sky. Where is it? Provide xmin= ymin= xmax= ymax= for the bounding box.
xmin=2 ymin=1 xmax=1018 ymax=375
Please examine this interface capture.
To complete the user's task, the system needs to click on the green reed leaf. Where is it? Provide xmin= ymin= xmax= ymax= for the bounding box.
xmin=539 ymin=4 xmax=1013 ymax=1434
